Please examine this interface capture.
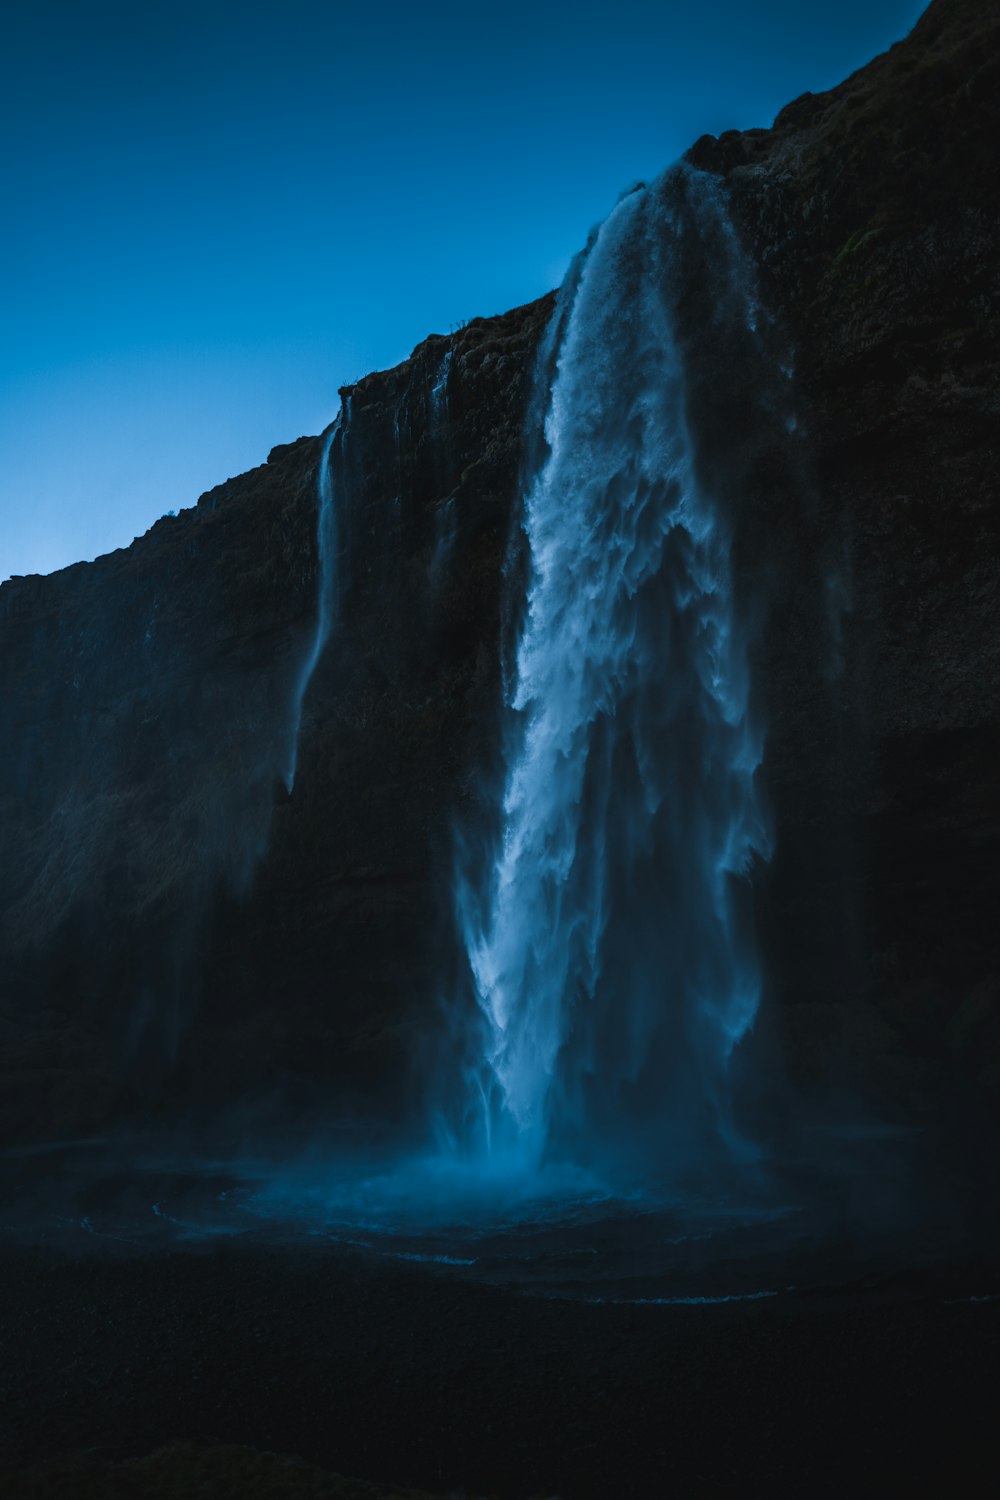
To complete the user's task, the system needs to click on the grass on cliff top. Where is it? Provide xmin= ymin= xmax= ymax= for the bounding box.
xmin=794 ymin=0 xmax=1000 ymax=240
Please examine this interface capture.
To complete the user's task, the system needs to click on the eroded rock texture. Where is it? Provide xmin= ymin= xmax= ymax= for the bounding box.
xmin=0 ymin=0 xmax=996 ymax=1166
xmin=0 ymin=301 xmax=552 ymax=1142
xmin=689 ymin=0 xmax=1000 ymax=1155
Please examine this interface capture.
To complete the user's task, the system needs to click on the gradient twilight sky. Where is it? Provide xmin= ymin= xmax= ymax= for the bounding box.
xmin=1 ymin=0 xmax=927 ymax=582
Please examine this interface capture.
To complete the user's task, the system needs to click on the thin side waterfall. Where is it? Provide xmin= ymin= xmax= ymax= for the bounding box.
xmin=431 ymin=349 xmax=452 ymax=424
xmin=285 ymin=410 xmax=343 ymax=791
xmin=428 ymin=349 xmax=458 ymax=591
xmin=454 ymin=166 xmax=779 ymax=1179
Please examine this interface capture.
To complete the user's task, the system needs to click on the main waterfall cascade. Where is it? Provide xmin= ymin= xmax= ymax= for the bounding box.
xmin=452 ymin=165 xmax=787 ymax=1181
xmin=268 ymin=164 xmax=793 ymax=1206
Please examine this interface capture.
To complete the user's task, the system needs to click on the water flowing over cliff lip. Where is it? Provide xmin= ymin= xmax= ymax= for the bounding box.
xmin=447 ymin=163 xmax=782 ymax=1186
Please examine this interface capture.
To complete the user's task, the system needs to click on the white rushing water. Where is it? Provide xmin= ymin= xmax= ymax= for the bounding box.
xmin=284 ymin=411 xmax=342 ymax=791
xmin=455 ymin=166 xmax=775 ymax=1174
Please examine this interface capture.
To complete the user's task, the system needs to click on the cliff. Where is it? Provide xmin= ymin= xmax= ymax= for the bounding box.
xmin=0 ymin=300 xmax=552 ymax=1142
xmin=689 ymin=0 xmax=1000 ymax=1152
xmin=1 ymin=0 xmax=997 ymax=1167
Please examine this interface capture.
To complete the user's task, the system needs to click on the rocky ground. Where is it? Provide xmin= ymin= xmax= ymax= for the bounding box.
xmin=0 ymin=1241 xmax=998 ymax=1498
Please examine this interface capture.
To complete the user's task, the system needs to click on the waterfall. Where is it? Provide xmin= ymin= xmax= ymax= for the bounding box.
xmin=431 ymin=349 xmax=452 ymax=426
xmin=285 ymin=409 xmax=343 ymax=791
xmin=455 ymin=166 xmax=777 ymax=1177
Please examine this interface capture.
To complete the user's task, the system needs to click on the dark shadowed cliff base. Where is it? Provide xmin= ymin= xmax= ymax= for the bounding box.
xmin=1 ymin=0 xmax=999 ymax=1494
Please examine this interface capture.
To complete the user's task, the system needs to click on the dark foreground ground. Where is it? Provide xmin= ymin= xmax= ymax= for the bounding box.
xmin=1 ymin=1239 xmax=998 ymax=1499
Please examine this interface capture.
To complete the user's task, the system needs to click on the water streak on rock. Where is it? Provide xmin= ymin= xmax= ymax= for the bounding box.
xmin=285 ymin=410 xmax=343 ymax=790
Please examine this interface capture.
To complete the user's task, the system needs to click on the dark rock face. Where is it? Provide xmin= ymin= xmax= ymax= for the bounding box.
xmin=0 ymin=441 xmax=318 ymax=1139
xmin=688 ymin=0 xmax=1000 ymax=1162
xmin=0 ymin=300 xmax=552 ymax=1143
xmin=194 ymin=303 xmax=553 ymax=1139
xmin=0 ymin=0 xmax=996 ymax=1168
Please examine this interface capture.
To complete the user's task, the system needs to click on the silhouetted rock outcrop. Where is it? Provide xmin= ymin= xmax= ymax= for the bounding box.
xmin=1 ymin=0 xmax=996 ymax=1179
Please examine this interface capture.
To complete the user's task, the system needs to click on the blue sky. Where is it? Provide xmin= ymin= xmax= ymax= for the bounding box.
xmin=1 ymin=0 xmax=927 ymax=581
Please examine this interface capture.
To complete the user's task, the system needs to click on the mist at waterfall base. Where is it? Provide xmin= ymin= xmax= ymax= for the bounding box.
xmin=1 ymin=168 xmax=967 ymax=1301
